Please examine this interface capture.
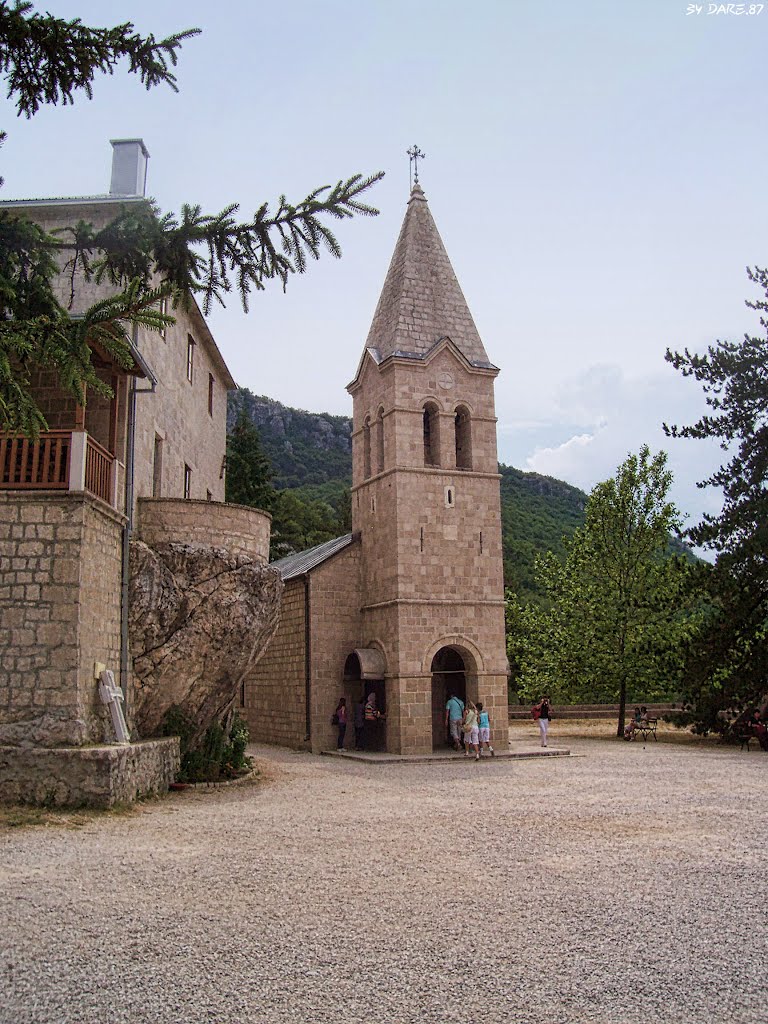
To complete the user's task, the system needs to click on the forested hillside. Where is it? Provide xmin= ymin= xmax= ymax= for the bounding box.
xmin=228 ymin=389 xmax=601 ymax=599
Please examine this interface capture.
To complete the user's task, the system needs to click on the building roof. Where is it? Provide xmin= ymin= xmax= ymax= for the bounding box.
xmin=357 ymin=183 xmax=493 ymax=375
xmin=272 ymin=533 xmax=355 ymax=580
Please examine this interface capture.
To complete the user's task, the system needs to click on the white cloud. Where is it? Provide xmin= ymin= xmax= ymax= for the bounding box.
xmin=511 ymin=362 xmax=724 ymax=535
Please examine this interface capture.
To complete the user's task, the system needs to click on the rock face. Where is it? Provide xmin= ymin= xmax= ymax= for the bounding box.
xmin=128 ymin=540 xmax=283 ymax=742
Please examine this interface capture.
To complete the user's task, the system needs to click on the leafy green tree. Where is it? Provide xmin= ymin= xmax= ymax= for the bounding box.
xmin=0 ymin=3 xmax=383 ymax=434
xmin=509 ymin=447 xmax=695 ymax=734
xmin=225 ymin=409 xmax=276 ymax=512
xmin=664 ymin=265 xmax=768 ymax=729
xmin=269 ymin=489 xmax=340 ymax=561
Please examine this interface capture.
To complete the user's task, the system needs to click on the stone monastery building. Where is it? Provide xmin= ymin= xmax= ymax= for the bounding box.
xmin=242 ymin=182 xmax=509 ymax=756
xmin=0 ymin=144 xmax=507 ymax=805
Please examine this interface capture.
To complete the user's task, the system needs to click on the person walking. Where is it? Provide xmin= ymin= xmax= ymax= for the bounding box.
xmin=445 ymin=692 xmax=465 ymax=750
xmin=476 ymin=701 xmax=494 ymax=757
xmin=462 ymin=700 xmax=480 ymax=760
xmin=334 ymin=697 xmax=347 ymax=750
xmin=535 ymin=695 xmax=552 ymax=747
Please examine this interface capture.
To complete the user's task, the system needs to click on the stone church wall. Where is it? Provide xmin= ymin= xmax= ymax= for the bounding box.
xmin=241 ymin=577 xmax=308 ymax=748
xmin=308 ymin=544 xmax=361 ymax=754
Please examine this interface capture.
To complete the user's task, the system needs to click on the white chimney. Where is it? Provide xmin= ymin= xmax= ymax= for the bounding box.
xmin=109 ymin=138 xmax=150 ymax=196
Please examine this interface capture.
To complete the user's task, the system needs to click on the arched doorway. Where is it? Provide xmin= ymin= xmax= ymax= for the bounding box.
xmin=430 ymin=647 xmax=467 ymax=750
xmin=343 ymin=649 xmax=386 ymax=751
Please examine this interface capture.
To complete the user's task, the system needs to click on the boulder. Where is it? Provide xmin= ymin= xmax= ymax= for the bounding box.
xmin=128 ymin=540 xmax=282 ymax=742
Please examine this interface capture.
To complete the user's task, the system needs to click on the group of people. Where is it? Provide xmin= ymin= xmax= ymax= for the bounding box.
xmin=332 ymin=693 xmax=384 ymax=751
xmin=445 ymin=694 xmax=495 ymax=759
xmin=623 ymin=705 xmax=649 ymax=741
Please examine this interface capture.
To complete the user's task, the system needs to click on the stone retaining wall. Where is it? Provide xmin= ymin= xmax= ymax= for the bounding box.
xmin=137 ymin=498 xmax=270 ymax=563
xmin=0 ymin=737 xmax=180 ymax=808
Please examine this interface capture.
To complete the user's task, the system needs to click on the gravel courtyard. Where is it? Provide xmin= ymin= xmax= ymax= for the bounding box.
xmin=1 ymin=732 xmax=766 ymax=1024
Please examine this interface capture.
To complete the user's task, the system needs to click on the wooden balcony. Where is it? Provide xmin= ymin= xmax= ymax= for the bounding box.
xmin=1 ymin=431 xmax=116 ymax=506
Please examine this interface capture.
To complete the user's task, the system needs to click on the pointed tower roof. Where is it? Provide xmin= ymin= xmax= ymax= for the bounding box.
xmin=359 ymin=183 xmax=494 ymax=373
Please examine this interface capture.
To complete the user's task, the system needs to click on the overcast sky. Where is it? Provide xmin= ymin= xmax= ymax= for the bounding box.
xmin=2 ymin=0 xmax=766 ymax=536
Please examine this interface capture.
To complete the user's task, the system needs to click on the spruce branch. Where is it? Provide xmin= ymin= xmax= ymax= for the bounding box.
xmin=0 ymin=1 xmax=200 ymax=118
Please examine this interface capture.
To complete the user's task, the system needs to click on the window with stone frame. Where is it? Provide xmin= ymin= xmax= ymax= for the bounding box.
xmin=183 ymin=463 xmax=192 ymax=500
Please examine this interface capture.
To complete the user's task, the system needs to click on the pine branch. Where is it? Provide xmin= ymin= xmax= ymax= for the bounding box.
xmin=0 ymin=1 xmax=200 ymax=118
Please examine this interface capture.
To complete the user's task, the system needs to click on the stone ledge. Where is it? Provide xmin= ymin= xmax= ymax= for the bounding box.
xmin=0 ymin=737 xmax=180 ymax=808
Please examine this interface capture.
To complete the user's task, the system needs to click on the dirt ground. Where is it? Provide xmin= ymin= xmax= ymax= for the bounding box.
xmin=1 ymin=730 xmax=765 ymax=1024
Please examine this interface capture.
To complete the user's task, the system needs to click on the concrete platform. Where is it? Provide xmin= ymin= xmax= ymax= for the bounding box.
xmin=322 ymin=745 xmax=570 ymax=764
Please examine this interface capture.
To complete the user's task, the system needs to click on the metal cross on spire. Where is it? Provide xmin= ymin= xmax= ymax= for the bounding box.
xmin=407 ymin=144 xmax=426 ymax=188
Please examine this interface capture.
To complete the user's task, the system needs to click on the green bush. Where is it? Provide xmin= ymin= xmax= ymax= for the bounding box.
xmin=162 ymin=708 xmax=253 ymax=783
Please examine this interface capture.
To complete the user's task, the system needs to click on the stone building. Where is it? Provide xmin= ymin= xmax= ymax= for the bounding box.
xmin=242 ymin=182 xmax=509 ymax=755
xmin=0 ymin=140 xmax=274 ymax=805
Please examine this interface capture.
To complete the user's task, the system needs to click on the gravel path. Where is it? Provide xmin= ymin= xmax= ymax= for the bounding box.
xmin=1 ymin=735 xmax=766 ymax=1024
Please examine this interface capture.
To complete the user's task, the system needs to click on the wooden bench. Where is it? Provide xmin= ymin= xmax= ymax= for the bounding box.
xmin=632 ymin=717 xmax=658 ymax=742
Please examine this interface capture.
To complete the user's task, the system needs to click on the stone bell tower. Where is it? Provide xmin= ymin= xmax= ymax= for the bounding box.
xmin=346 ymin=182 xmax=508 ymax=755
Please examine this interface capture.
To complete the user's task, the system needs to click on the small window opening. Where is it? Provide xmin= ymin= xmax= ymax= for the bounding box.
xmin=186 ymin=334 xmax=195 ymax=383
xmin=184 ymin=463 xmax=192 ymax=500
xmin=208 ymin=374 xmax=214 ymax=417
xmin=445 ymin=486 xmax=455 ymax=508
xmin=420 ymin=526 xmax=424 ymax=553
xmin=152 ymin=435 xmax=163 ymax=498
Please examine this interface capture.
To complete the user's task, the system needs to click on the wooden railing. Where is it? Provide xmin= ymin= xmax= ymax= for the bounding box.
xmin=0 ymin=430 xmax=115 ymax=506
xmin=0 ymin=431 xmax=71 ymax=489
xmin=85 ymin=435 xmax=113 ymax=505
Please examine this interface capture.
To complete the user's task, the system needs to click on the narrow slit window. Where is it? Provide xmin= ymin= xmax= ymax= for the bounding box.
xmin=186 ymin=334 xmax=195 ymax=383
xmin=184 ymin=463 xmax=192 ymax=500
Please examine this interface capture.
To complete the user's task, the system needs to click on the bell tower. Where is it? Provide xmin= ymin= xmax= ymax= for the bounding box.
xmin=347 ymin=183 xmax=508 ymax=755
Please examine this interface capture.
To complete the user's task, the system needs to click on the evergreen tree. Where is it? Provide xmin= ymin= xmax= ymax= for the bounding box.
xmin=509 ymin=447 xmax=695 ymax=734
xmin=664 ymin=266 xmax=768 ymax=729
xmin=225 ymin=409 xmax=275 ymax=512
xmin=0 ymin=2 xmax=198 ymax=122
xmin=0 ymin=4 xmax=383 ymax=434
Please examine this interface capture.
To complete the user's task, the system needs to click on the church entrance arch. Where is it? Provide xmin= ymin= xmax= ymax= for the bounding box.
xmin=430 ymin=646 xmax=468 ymax=750
xmin=343 ymin=648 xmax=386 ymax=751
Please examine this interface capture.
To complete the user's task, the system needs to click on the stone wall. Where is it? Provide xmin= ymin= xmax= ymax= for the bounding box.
xmin=137 ymin=498 xmax=271 ymax=563
xmin=241 ymin=578 xmax=308 ymax=748
xmin=308 ymin=544 xmax=362 ymax=754
xmin=0 ymin=737 xmax=179 ymax=808
xmin=0 ymin=491 xmax=124 ymax=748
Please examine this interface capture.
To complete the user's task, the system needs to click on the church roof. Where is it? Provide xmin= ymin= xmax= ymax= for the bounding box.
xmin=272 ymin=533 xmax=355 ymax=580
xmin=360 ymin=183 xmax=493 ymax=370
